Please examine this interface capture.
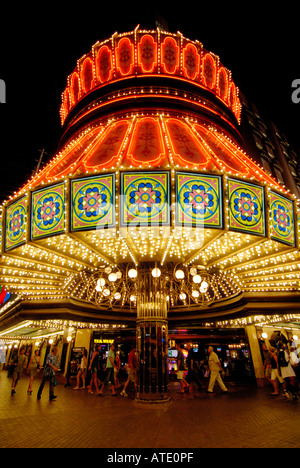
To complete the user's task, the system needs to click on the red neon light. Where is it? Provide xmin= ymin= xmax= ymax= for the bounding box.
xmin=81 ymin=57 xmax=94 ymax=94
xmin=124 ymin=117 xmax=167 ymax=167
xmin=70 ymin=72 xmax=80 ymax=106
xmin=96 ymin=45 xmax=113 ymax=84
xmin=45 ymin=129 xmax=100 ymax=180
xmin=165 ymin=119 xmax=211 ymax=169
xmin=161 ymin=37 xmax=179 ymax=74
xmin=183 ymin=43 xmax=200 ymax=81
xmin=138 ymin=35 xmax=157 ymax=73
xmin=229 ymin=82 xmax=237 ymax=112
xmin=203 ymin=54 xmax=216 ymax=90
xmin=195 ymin=124 xmax=251 ymax=176
xmin=115 ymin=37 xmax=135 ymax=76
xmin=59 ymin=30 xmax=242 ymax=126
xmin=82 ymin=121 xmax=130 ymax=170
xmin=217 ymin=67 xmax=228 ymax=102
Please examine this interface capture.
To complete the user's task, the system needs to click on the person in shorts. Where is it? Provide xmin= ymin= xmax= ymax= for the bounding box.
xmin=121 ymin=347 xmax=138 ymax=397
xmin=269 ymin=346 xmax=284 ymax=395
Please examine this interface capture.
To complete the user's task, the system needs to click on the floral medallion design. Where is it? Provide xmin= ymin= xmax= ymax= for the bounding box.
xmin=31 ymin=184 xmax=65 ymax=239
xmin=177 ymin=173 xmax=222 ymax=228
xmin=228 ymin=179 xmax=265 ymax=236
xmin=37 ymin=197 xmax=61 ymax=226
xmin=121 ymin=173 xmax=169 ymax=226
xmin=78 ymin=187 xmax=107 ymax=217
xmin=71 ymin=175 xmax=115 ymax=231
xmin=130 ymin=183 xmax=161 ymax=214
xmin=6 ymin=197 xmax=27 ymax=250
xmin=270 ymin=192 xmax=295 ymax=245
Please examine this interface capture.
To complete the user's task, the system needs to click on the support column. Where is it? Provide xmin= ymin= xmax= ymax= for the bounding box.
xmin=245 ymin=325 xmax=264 ymax=387
xmin=136 ymin=265 xmax=169 ymax=402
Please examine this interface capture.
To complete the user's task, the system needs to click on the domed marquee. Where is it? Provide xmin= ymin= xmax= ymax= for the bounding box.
xmin=59 ymin=27 xmax=242 ymax=126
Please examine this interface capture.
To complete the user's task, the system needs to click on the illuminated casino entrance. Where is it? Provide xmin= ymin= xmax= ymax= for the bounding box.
xmin=0 ymin=26 xmax=299 ymax=400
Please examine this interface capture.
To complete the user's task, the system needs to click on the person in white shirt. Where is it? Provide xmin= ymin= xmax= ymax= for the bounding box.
xmin=207 ymin=346 xmax=228 ymax=394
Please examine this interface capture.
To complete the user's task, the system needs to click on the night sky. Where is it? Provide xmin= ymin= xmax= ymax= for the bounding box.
xmin=0 ymin=3 xmax=299 ymax=203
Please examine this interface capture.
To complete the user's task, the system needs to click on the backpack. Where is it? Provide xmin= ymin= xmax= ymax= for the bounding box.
xmin=278 ymin=350 xmax=288 ymax=368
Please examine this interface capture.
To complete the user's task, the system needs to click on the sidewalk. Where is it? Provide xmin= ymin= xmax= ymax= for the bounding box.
xmin=0 ymin=371 xmax=300 ymax=448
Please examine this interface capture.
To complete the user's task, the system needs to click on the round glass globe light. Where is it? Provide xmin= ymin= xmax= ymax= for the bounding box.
xmin=128 ymin=269 xmax=138 ymax=279
xmin=193 ymin=275 xmax=201 ymax=284
xmin=152 ymin=267 xmax=161 ymax=278
xmin=175 ymin=269 xmax=185 ymax=280
xmin=108 ymin=272 xmax=117 ymax=282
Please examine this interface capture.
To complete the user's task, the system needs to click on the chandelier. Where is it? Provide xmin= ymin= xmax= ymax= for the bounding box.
xmin=84 ymin=263 xmax=239 ymax=312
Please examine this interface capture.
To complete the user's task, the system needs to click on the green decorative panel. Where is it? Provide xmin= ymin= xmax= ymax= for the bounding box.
xmin=269 ymin=191 xmax=295 ymax=246
xmin=71 ymin=174 xmax=115 ymax=231
xmin=31 ymin=183 xmax=66 ymax=240
xmin=5 ymin=196 xmax=28 ymax=251
xmin=120 ymin=172 xmax=170 ymax=227
xmin=176 ymin=172 xmax=222 ymax=228
xmin=228 ymin=179 xmax=265 ymax=236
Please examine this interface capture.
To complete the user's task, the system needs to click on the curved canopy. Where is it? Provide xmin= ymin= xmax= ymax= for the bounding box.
xmin=20 ymin=116 xmax=282 ymax=194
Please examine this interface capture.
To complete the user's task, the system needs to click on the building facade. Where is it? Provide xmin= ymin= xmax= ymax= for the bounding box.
xmin=0 ymin=27 xmax=299 ymax=398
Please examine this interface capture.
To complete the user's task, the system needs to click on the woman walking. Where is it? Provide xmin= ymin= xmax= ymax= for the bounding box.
xmin=27 ymin=349 xmax=41 ymax=395
xmin=74 ymin=349 xmax=87 ymax=390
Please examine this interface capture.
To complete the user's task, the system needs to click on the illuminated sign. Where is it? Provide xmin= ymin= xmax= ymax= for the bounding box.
xmin=0 ymin=286 xmax=11 ymax=307
xmin=94 ymin=339 xmax=114 ymax=344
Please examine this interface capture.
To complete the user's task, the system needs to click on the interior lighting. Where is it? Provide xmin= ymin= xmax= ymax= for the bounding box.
xmin=193 ymin=275 xmax=201 ymax=284
xmin=128 ymin=269 xmax=138 ymax=279
xmin=175 ymin=269 xmax=185 ymax=280
xmin=152 ymin=267 xmax=161 ymax=278
xmin=108 ymin=273 xmax=118 ymax=282
xmin=200 ymin=281 xmax=209 ymax=293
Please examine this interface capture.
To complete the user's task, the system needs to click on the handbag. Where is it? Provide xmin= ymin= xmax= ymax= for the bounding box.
xmin=177 ymin=370 xmax=184 ymax=380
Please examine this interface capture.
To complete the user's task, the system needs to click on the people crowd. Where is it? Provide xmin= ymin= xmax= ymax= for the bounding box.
xmin=263 ymin=339 xmax=299 ymax=400
xmin=4 ymin=337 xmax=300 ymax=402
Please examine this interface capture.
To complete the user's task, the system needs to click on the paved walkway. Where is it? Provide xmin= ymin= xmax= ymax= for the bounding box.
xmin=0 ymin=370 xmax=300 ymax=449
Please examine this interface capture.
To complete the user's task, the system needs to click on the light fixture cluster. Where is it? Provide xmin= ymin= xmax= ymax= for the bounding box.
xmin=81 ymin=262 xmax=241 ymax=312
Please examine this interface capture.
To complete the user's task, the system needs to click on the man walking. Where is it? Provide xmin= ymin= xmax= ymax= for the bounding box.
xmin=207 ymin=346 xmax=228 ymax=394
xmin=37 ymin=346 xmax=59 ymax=401
xmin=186 ymin=344 xmax=202 ymax=392
xmin=99 ymin=343 xmax=117 ymax=396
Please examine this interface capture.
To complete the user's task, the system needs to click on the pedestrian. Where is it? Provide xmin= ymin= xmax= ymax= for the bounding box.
xmin=186 ymin=344 xmax=202 ymax=392
xmin=290 ymin=346 xmax=300 ymax=381
xmin=88 ymin=344 xmax=101 ymax=394
xmin=114 ymin=352 xmax=121 ymax=389
xmin=262 ymin=342 xmax=272 ymax=385
xmin=11 ymin=347 xmax=28 ymax=396
xmin=206 ymin=346 xmax=228 ymax=394
xmin=99 ymin=343 xmax=118 ymax=397
xmin=175 ymin=343 xmax=189 ymax=393
xmin=37 ymin=346 xmax=60 ymax=401
xmin=121 ymin=346 xmax=138 ymax=398
xmin=268 ymin=346 xmax=284 ymax=395
xmin=74 ymin=349 xmax=87 ymax=390
xmin=27 ymin=349 xmax=41 ymax=395
xmin=278 ymin=343 xmax=298 ymax=400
